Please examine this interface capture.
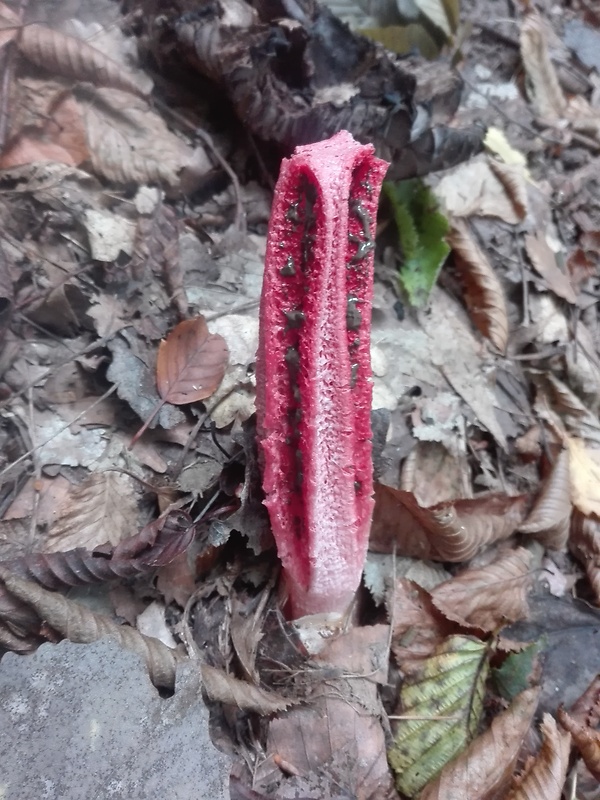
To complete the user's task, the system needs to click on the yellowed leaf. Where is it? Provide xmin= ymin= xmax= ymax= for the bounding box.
xmin=484 ymin=127 xmax=529 ymax=170
xmin=567 ymin=437 xmax=600 ymax=516
xmin=420 ymin=687 xmax=540 ymax=800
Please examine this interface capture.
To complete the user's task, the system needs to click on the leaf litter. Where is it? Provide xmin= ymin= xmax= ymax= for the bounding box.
xmin=0 ymin=0 xmax=600 ymax=797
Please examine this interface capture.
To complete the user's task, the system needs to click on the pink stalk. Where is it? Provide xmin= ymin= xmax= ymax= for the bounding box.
xmin=256 ymin=131 xmax=388 ymax=618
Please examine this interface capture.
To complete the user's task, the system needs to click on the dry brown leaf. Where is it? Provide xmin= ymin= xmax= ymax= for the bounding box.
xmin=0 ymin=1 xmax=20 ymax=48
xmin=434 ymin=156 xmax=526 ymax=224
xmin=519 ymin=448 xmax=571 ymax=549
xmin=83 ymin=88 xmax=208 ymax=187
xmin=419 ymin=687 xmax=540 ymax=800
xmin=400 ymin=441 xmax=472 ymax=506
xmin=431 ymin=548 xmax=533 ymax=632
xmin=371 ymin=484 xmax=527 ymax=562
xmin=569 ymin=512 xmax=600 ymax=603
xmin=157 ymin=317 xmax=229 ymax=404
xmin=390 ymin=578 xmax=454 ymax=671
xmin=447 ymin=219 xmax=509 ymax=353
xmin=0 ymin=568 xmax=178 ymax=690
xmin=524 ymin=232 xmax=577 ymax=304
xmin=520 ymin=10 xmax=567 ymax=121
xmin=557 ymin=707 xmax=600 ymax=781
xmin=44 ymin=472 xmax=139 ymax=552
xmin=0 ymin=136 xmax=78 ymax=169
xmin=569 ymin=674 xmax=600 ymax=728
xmin=18 ymin=24 xmax=150 ymax=97
xmin=254 ymin=625 xmax=394 ymax=799
xmin=506 ymin=714 xmax=571 ymax=800
xmin=568 ymin=437 xmax=600 ymax=517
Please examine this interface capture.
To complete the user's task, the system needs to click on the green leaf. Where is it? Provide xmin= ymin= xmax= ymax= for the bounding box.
xmin=384 ymin=179 xmax=450 ymax=308
xmin=388 ymin=635 xmax=489 ymax=797
xmin=492 ymin=640 xmax=543 ymax=701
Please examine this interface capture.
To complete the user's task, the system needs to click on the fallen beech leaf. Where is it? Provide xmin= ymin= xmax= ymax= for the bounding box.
xmin=0 ymin=136 xmax=78 ymax=169
xmin=524 ymin=232 xmax=577 ymax=304
xmin=157 ymin=317 xmax=228 ymax=404
xmin=447 ymin=219 xmax=509 ymax=353
xmin=389 ymin=635 xmax=488 ymax=797
xmin=18 ymin=23 xmax=151 ymax=97
xmin=567 ymin=437 xmax=600 ymax=516
xmin=419 ymin=687 xmax=540 ymax=800
xmin=44 ymin=471 xmax=139 ymax=552
xmin=488 ymin=159 xmax=528 ymax=220
xmin=390 ymin=578 xmax=454 ymax=671
xmin=569 ymin=674 xmax=600 ymax=728
xmin=506 ymin=714 xmax=571 ymax=800
xmin=431 ymin=548 xmax=533 ymax=632
xmin=130 ymin=316 xmax=228 ymax=445
xmin=519 ymin=448 xmax=571 ymax=549
xmin=557 ymin=707 xmax=600 ymax=781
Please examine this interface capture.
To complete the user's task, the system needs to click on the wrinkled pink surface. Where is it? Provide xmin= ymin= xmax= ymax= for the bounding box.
xmin=256 ymin=131 xmax=388 ymax=617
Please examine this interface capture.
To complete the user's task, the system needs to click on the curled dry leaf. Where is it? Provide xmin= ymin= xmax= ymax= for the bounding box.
xmin=389 ymin=635 xmax=488 ymax=797
xmin=570 ymin=511 xmax=600 ymax=604
xmin=431 ymin=547 xmax=533 ymax=632
xmin=447 ymin=219 xmax=509 ymax=353
xmin=506 ymin=714 xmax=571 ymax=800
xmin=557 ymin=707 xmax=600 ymax=781
xmin=488 ymin=159 xmax=528 ymax=221
xmin=519 ymin=9 xmax=567 ymax=121
xmin=524 ymin=232 xmax=577 ymax=304
xmin=0 ymin=569 xmax=178 ymax=689
xmin=371 ymin=484 xmax=527 ymax=562
xmin=18 ymin=24 xmax=151 ymax=97
xmin=200 ymin=663 xmax=293 ymax=714
xmin=157 ymin=316 xmax=229 ymax=404
xmin=519 ymin=448 xmax=571 ymax=549
xmin=419 ymin=687 xmax=540 ymax=800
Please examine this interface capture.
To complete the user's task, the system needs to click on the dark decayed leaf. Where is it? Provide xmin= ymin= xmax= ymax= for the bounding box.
xmin=384 ymin=179 xmax=450 ymax=307
xmin=164 ymin=0 xmax=483 ymax=178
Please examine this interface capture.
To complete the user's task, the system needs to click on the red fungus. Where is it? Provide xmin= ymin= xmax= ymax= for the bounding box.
xmin=256 ymin=131 xmax=389 ymax=618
